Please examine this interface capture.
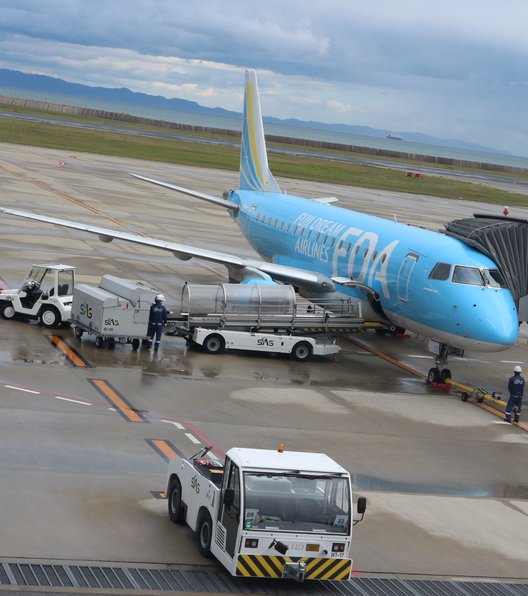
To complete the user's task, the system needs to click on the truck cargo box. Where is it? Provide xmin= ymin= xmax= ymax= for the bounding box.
xmin=71 ymin=275 xmax=159 ymax=338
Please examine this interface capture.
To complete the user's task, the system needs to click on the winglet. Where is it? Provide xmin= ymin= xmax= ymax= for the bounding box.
xmin=239 ymin=70 xmax=281 ymax=193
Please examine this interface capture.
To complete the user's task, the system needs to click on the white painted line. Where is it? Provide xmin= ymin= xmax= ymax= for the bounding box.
xmin=407 ymin=355 xmax=434 ymax=359
xmin=500 ymin=360 xmax=524 ymax=364
xmin=185 ymin=433 xmax=201 ymax=445
xmin=162 ymin=420 xmax=185 ymax=429
xmin=4 ymin=385 xmax=40 ymax=394
xmin=55 ymin=396 xmax=92 ymax=406
xmin=108 ymin=407 xmax=117 ymax=412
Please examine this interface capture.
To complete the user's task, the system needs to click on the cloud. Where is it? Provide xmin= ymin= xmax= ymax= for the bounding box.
xmin=0 ymin=1 xmax=527 ymax=155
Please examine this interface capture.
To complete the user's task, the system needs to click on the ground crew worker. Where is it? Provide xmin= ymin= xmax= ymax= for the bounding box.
xmin=147 ymin=294 xmax=167 ymax=352
xmin=505 ymin=365 xmax=524 ymax=423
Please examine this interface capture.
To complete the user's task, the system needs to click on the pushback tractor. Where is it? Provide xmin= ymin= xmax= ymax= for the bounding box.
xmin=166 ymin=445 xmax=366 ymax=582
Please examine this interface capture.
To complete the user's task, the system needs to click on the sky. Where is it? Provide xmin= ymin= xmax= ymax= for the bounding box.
xmin=0 ymin=0 xmax=527 ymax=156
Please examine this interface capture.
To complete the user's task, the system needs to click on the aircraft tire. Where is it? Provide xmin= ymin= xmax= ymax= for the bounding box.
xmin=291 ymin=341 xmax=312 ymax=362
xmin=74 ymin=326 xmax=84 ymax=338
xmin=95 ymin=336 xmax=105 ymax=349
xmin=196 ymin=510 xmax=213 ymax=558
xmin=427 ymin=367 xmax=441 ymax=384
xmin=203 ymin=333 xmax=225 ymax=354
xmin=39 ymin=306 xmax=61 ymax=328
xmin=441 ymin=369 xmax=452 ymax=383
xmin=0 ymin=302 xmax=16 ymax=320
xmin=168 ymin=477 xmax=185 ymax=524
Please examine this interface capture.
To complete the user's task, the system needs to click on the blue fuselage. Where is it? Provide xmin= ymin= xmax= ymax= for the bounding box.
xmin=229 ymin=189 xmax=519 ymax=352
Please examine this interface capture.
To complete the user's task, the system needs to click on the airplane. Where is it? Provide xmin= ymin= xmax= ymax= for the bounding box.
xmin=0 ymin=70 xmax=520 ymax=383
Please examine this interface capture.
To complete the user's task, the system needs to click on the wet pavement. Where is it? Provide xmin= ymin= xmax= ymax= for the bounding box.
xmin=0 ymin=143 xmax=527 ymax=582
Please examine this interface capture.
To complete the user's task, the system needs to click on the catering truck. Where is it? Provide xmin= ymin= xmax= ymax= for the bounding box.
xmin=166 ymin=445 xmax=366 ymax=582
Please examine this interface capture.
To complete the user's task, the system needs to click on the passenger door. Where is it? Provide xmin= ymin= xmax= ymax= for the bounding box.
xmin=397 ymin=253 xmax=419 ymax=302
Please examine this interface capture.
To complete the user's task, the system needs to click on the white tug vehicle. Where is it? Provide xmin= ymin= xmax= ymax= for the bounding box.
xmin=0 ymin=264 xmax=75 ymax=328
xmin=166 ymin=444 xmax=366 ymax=582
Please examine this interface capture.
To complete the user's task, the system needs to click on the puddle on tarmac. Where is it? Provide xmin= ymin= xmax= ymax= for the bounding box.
xmin=353 ymin=473 xmax=528 ymax=498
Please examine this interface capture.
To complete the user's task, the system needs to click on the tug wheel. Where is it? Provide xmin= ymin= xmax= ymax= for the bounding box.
xmin=196 ymin=510 xmax=213 ymax=558
xmin=39 ymin=306 xmax=61 ymax=328
xmin=291 ymin=341 xmax=312 ymax=362
xmin=168 ymin=477 xmax=185 ymax=524
xmin=203 ymin=333 xmax=225 ymax=354
xmin=0 ymin=302 xmax=16 ymax=320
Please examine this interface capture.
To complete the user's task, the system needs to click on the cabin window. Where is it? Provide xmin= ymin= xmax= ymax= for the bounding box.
xmin=452 ymin=266 xmax=485 ymax=286
xmin=280 ymin=221 xmax=284 ymax=230
xmin=293 ymin=225 xmax=298 ymax=234
xmin=337 ymin=240 xmax=343 ymax=249
xmin=300 ymin=227 xmax=305 ymax=236
xmin=315 ymin=233 xmax=320 ymax=242
xmin=429 ymin=262 xmax=451 ymax=281
xmin=267 ymin=216 xmax=272 ymax=225
xmin=307 ymin=230 xmax=312 ymax=239
xmin=323 ymin=235 xmax=328 ymax=244
xmin=286 ymin=223 xmax=291 ymax=232
xmin=330 ymin=237 xmax=336 ymax=248
xmin=345 ymin=243 xmax=352 ymax=253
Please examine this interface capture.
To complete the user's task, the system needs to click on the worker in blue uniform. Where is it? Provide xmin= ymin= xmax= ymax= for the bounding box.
xmin=147 ymin=294 xmax=168 ymax=352
xmin=505 ymin=365 xmax=524 ymax=423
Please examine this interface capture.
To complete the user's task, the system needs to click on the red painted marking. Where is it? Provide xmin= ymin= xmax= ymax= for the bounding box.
xmin=180 ymin=419 xmax=226 ymax=460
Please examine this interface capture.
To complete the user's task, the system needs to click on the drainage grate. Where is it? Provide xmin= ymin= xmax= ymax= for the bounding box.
xmin=0 ymin=561 xmax=526 ymax=595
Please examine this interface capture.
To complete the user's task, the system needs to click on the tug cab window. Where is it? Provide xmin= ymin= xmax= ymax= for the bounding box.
xmin=429 ymin=262 xmax=451 ymax=280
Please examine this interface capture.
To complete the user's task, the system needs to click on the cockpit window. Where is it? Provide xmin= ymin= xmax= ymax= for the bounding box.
xmin=429 ymin=262 xmax=451 ymax=280
xmin=486 ymin=269 xmax=508 ymax=289
xmin=452 ymin=266 xmax=485 ymax=286
xmin=451 ymin=266 xmax=509 ymax=288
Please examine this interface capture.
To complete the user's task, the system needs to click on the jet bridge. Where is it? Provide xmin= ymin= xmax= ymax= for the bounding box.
xmin=444 ymin=214 xmax=528 ymax=320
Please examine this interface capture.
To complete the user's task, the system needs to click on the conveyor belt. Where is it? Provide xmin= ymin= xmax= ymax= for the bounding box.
xmin=0 ymin=559 xmax=526 ymax=594
xmin=445 ymin=214 xmax=528 ymax=307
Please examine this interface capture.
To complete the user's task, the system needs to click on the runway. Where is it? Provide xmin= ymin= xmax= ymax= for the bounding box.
xmin=0 ymin=143 xmax=527 ymax=591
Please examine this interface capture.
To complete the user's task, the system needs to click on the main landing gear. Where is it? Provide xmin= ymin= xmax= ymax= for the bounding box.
xmin=426 ymin=343 xmax=452 ymax=384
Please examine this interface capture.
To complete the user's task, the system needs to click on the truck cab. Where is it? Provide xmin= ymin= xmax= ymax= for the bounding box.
xmin=0 ymin=264 xmax=75 ymax=328
xmin=166 ymin=446 xmax=366 ymax=582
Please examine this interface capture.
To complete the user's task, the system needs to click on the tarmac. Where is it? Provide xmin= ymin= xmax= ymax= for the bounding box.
xmin=0 ymin=143 xmax=527 ymax=591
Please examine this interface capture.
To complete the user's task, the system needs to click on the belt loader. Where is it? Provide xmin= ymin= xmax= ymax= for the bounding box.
xmin=166 ymin=445 xmax=366 ymax=582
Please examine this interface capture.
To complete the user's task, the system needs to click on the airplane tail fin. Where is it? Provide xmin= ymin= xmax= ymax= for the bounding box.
xmin=239 ymin=70 xmax=281 ymax=193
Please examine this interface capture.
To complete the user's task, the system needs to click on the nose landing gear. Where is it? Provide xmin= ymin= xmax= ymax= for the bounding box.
xmin=426 ymin=343 xmax=453 ymax=384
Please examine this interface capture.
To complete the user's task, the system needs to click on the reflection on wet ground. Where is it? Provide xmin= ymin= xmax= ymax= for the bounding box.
xmin=0 ymin=328 xmax=437 ymax=394
xmin=354 ymin=473 xmax=528 ymax=499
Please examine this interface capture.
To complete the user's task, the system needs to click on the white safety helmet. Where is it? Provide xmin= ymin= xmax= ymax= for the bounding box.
xmin=514 ymin=365 xmax=522 ymax=373
xmin=155 ymin=294 xmax=165 ymax=303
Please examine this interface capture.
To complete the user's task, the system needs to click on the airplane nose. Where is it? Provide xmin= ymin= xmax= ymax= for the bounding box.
xmin=474 ymin=292 xmax=519 ymax=349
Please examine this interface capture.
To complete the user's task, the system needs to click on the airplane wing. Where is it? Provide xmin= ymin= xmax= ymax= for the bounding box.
xmin=130 ymin=174 xmax=239 ymax=210
xmin=0 ymin=206 xmax=336 ymax=291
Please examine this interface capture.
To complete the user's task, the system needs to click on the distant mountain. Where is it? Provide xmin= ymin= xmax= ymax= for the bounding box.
xmin=0 ymin=68 xmax=503 ymax=155
xmin=0 ymin=68 xmax=239 ymax=118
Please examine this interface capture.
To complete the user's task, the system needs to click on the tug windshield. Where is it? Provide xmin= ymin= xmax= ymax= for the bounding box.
xmin=243 ymin=472 xmax=351 ymax=534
